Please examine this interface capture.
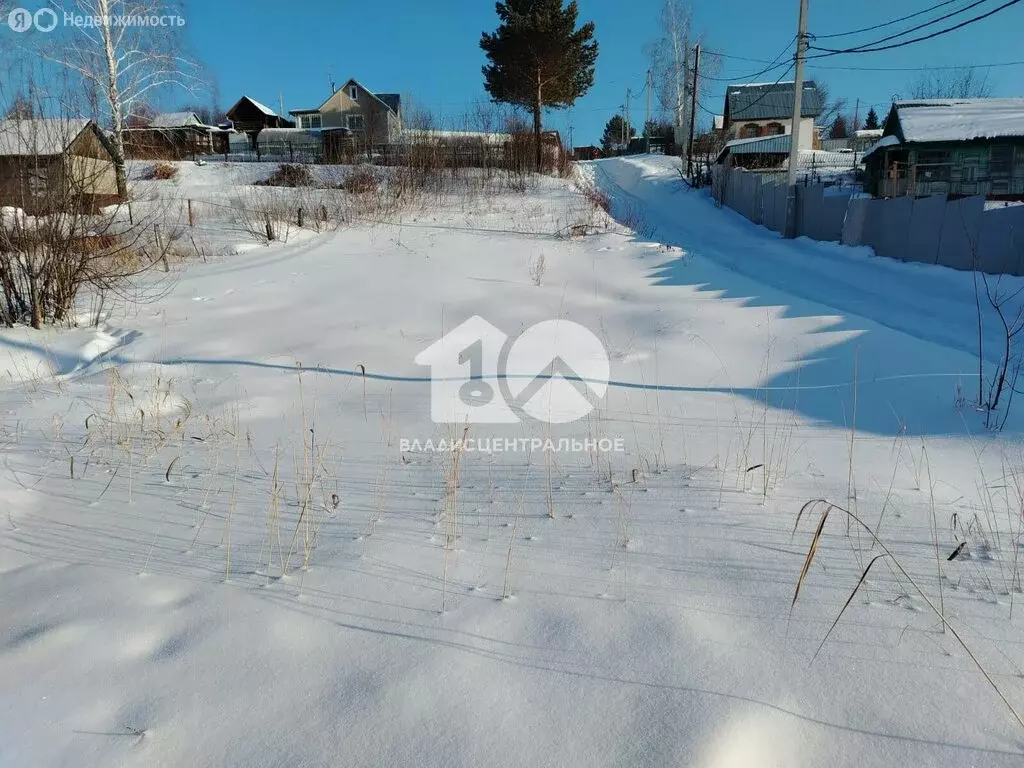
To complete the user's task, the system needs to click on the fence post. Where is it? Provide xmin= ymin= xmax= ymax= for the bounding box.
xmin=297 ymin=207 xmax=303 ymax=227
xmin=289 ymin=141 xmax=294 ymax=163
xmin=187 ymin=199 xmax=194 ymax=227
xmin=155 ymin=224 xmax=169 ymax=272
xmin=265 ymin=216 xmax=275 ymax=242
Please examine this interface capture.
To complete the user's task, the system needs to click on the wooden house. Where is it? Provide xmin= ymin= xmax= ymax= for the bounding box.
xmin=863 ymin=99 xmax=1024 ymax=199
xmin=289 ymin=79 xmax=401 ymax=149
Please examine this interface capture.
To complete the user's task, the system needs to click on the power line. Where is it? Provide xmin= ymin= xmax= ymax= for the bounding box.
xmin=809 ymin=59 xmax=1024 ymax=71
xmin=700 ymin=38 xmax=795 ymax=85
xmin=811 ymin=0 xmax=995 ymax=52
xmin=808 ymin=0 xmax=1023 ymax=56
xmin=811 ymin=0 xmax=965 ymax=39
xmin=700 ymin=49 xmax=1024 ymax=72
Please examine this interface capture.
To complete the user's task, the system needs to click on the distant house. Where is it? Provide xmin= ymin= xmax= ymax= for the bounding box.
xmin=853 ymin=128 xmax=883 ymax=152
xmin=123 ymin=111 xmax=217 ymax=159
xmin=0 ymin=118 xmax=119 ymax=214
xmin=289 ymin=79 xmax=402 ymax=147
xmin=225 ymin=96 xmax=295 ymax=137
xmin=862 ymin=98 xmax=1024 ymax=199
xmin=723 ymin=80 xmax=824 ymax=150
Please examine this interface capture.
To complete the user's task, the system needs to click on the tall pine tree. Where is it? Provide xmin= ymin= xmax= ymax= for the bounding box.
xmin=601 ymin=115 xmax=634 ymax=154
xmin=481 ymin=0 xmax=598 ymax=169
xmin=864 ymin=107 xmax=880 ymax=131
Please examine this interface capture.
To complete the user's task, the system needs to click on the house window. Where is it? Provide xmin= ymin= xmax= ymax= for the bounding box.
xmin=26 ymin=167 xmax=48 ymax=198
xmin=347 ymin=114 xmax=364 ymax=131
xmin=764 ymin=122 xmax=785 ymax=136
xmin=916 ymin=149 xmax=951 ymax=182
xmin=739 ymin=123 xmax=761 ymax=139
xmin=349 ymin=85 xmax=358 ymax=101
xmin=299 ymin=113 xmax=322 ymax=130
xmin=990 ymin=144 xmax=1013 ymax=179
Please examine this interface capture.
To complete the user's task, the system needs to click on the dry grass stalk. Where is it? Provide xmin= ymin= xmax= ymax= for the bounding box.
xmin=791 ymin=498 xmax=1024 ymax=731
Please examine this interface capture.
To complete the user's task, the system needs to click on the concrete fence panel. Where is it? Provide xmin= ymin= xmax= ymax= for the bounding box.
xmin=936 ymin=195 xmax=985 ymax=271
xmin=905 ymin=195 xmax=945 ymax=265
xmin=771 ymin=184 xmax=789 ymax=235
xmin=761 ymin=181 xmax=777 ymax=231
xmin=794 ymin=184 xmax=823 ymax=239
xmin=873 ymin=197 xmax=913 ymax=260
xmin=860 ymin=198 xmax=889 ymax=254
xmin=977 ymin=205 xmax=1024 ymax=276
xmin=807 ymin=193 xmax=852 ymax=243
xmin=841 ymin=198 xmax=869 ymax=246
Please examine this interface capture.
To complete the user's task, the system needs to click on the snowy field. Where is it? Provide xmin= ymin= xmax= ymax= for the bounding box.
xmin=2 ymin=155 xmax=1024 ymax=766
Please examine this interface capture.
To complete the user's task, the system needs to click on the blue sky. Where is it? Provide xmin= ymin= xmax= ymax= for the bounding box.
xmin=10 ymin=0 xmax=1024 ymax=143
xmin=183 ymin=0 xmax=1023 ymax=143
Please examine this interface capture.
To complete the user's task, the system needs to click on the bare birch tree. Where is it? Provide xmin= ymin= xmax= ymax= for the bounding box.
xmin=908 ymin=66 xmax=994 ymax=100
xmin=42 ymin=0 xmax=202 ymax=198
xmin=646 ymin=0 xmax=719 ymax=159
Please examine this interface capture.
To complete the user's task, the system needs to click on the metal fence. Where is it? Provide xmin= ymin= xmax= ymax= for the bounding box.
xmin=711 ymin=165 xmax=1024 ymax=276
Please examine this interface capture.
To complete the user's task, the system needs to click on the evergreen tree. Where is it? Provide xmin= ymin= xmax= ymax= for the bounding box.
xmin=828 ymin=115 xmax=849 ymax=140
xmin=4 ymin=94 xmax=35 ymax=120
xmin=481 ymin=0 xmax=598 ymax=169
xmin=864 ymin=107 xmax=880 ymax=131
xmin=601 ymin=115 xmax=634 ymax=154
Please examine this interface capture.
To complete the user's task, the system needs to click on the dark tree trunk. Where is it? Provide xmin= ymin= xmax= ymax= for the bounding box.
xmin=534 ymin=72 xmax=543 ymax=171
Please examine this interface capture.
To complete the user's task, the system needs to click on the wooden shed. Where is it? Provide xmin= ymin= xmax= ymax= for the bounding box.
xmin=123 ymin=112 xmax=216 ymax=160
xmin=0 ymin=118 xmax=120 ymax=214
xmin=225 ymin=96 xmax=295 ymax=137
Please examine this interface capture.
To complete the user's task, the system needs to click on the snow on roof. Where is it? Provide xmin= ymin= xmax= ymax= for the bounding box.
xmin=854 ymin=128 xmax=883 ymax=139
xmin=732 ymin=80 xmax=797 ymax=89
xmin=256 ymin=128 xmax=323 ymax=146
xmin=149 ymin=112 xmax=203 ymax=128
xmin=894 ymin=98 xmax=1024 ymax=143
xmin=0 ymin=118 xmax=92 ymax=156
xmin=245 ymin=96 xmax=279 ymax=117
xmin=396 ymin=129 xmax=512 ymax=146
xmin=860 ymin=134 xmax=901 ymax=160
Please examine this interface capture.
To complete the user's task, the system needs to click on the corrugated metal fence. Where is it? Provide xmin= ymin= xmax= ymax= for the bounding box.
xmin=711 ymin=166 xmax=1024 ymax=275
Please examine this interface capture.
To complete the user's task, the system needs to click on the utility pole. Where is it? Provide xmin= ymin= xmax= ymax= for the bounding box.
xmin=686 ymin=43 xmax=701 ymax=180
xmin=786 ymin=0 xmax=809 ymax=187
xmin=645 ymin=69 xmax=652 ymax=152
xmin=853 ymin=97 xmax=860 ymax=132
xmin=625 ymin=88 xmax=632 ymax=152
xmin=619 ymin=103 xmax=626 ymax=152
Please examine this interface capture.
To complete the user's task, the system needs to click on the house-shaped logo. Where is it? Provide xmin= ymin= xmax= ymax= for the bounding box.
xmin=415 ymin=316 xmax=610 ymax=425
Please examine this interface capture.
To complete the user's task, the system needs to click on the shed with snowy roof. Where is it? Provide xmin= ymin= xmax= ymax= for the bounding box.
xmin=863 ymin=99 xmax=1024 ymax=199
xmin=225 ymin=96 xmax=295 ymax=137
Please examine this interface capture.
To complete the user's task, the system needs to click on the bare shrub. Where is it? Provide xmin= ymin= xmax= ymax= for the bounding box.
xmin=583 ymin=186 xmax=611 ymax=214
xmin=529 ymin=253 xmax=546 ymax=286
xmin=342 ymin=165 xmax=381 ymax=195
xmin=256 ymin=164 xmax=314 ymax=188
xmin=0 ymin=118 xmax=180 ymax=328
xmin=147 ymin=162 xmax=178 ymax=180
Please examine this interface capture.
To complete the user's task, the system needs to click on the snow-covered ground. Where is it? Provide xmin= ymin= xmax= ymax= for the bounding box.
xmin=2 ymin=156 xmax=1024 ymax=767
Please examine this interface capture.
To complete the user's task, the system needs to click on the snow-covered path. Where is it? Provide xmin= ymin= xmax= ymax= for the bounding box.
xmin=587 ymin=155 xmax=1021 ymax=368
xmin=1 ymin=161 xmax=1023 ymax=767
